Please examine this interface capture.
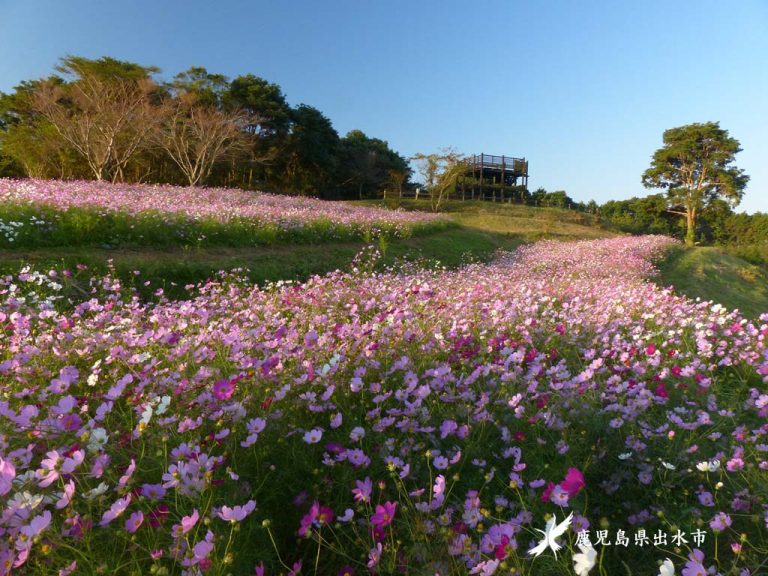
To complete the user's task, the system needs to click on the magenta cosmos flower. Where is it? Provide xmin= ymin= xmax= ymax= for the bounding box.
xmin=212 ymin=378 xmax=236 ymax=401
xmin=560 ymin=468 xmax=586 ymax=497
xmin=371 ymin=502 xmax=397 ymax=527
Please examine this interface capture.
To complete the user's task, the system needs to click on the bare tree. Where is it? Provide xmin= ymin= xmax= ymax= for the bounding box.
xmin=32 ymin=74 xmax=160 ymax=182
xmin=387 ymin=168 xmax=407 ymax=200
xmin=155 ymin=94 xmax=249 ymax=186
xmin=412 ymin=149 xmax=467 ymax=212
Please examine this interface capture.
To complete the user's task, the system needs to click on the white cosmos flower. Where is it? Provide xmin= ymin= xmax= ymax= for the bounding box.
xmin=572 ymin=542 xmax=597 ymax=575
xmin=618 ymin=452 xmax=633 ymax=460
xmin=156 ymin=395 xmax=171 ymax=415
xmin=10 ymin=491 xmax=44 ymax=510
xmin=695 ymin=460 xmax=720 ymax=472
xmin=88 ymin=428 xmax=109 ymax=453
xmin=660 ymin=461 xmax=676 ymax=470
xmin=659 ymin=558 xmax=675 ymax=576
xmin=84 ymin=482 xmax=110 ymax=500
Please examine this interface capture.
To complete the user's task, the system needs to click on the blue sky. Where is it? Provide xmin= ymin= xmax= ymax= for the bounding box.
xmin=1 ymin=0 xmax=766 ymax=212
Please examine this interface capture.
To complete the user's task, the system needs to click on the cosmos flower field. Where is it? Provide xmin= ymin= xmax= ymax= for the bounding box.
xmin=2 ymin=235 xmax=768 ymax=575
xmin=0 ymin=179 xmax=444 ymax=248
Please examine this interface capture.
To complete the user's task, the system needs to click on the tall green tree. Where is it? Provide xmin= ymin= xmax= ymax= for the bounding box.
xmin=0 ymin=80 xmax=83 ymax=178
xmin=224 ymin=75 xmax=291 ymax=137
xmin=170 ymin=67 xmax=229 ymax=107
xmin=222 ymin=75 xmax=292 ymax=187
xmin=337 ymin=130 xmax=410 ymax=199
xmin=282 ymin=105 xmax=339 ymax=195
xmin=642 ymin=122 xmax=749 ymax=246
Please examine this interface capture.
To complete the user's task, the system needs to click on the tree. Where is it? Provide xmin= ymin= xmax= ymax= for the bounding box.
xmin=31 ymin=56 xmax=163 ymax=181
xmin=337 ymin=130 xmax=410 ymax=199
xmin=0 ymin=81 xmax=82 ymax=178
xmin=170 ymin=67 xmax=229 ymax=107
xmin=155 ymin=93 xmax=249 ymax=186
xmin=224 ymin=74 xmax=291 ymax=137
xmin=221 ymin=75 xmax=293 ymax=188
xmin=282 ymin=105 xmax=339 ymax=195
xmin=412 ymin=149 xmax=466 ymax=212
xmin=642 ymin=122 xmax=749 ymax=246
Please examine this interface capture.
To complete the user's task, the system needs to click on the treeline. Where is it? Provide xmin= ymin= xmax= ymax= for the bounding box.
xmin=526 ymin=187 xmax=768 ymax=251
xmin=600 ymin=195 xmax=768 ymax=254
xmin=0 ymin=56 xmax=410 ymax=199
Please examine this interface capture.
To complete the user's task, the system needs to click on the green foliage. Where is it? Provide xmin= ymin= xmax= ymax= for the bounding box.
xmin=224 ymin=74 xmax=292 ymax=137
xmin=642 ymin=122 xmax=749 ymax=245
xmin=336 ymin=130 xmax=411 ymax=200
xmin=280 ymin=105 xmax=340 ymax=195
xmin=412 ymin=150 xmax=468 ymax=212
xmin=528 ymin=187 xmax=578 ymax=209
xmin=600 ymin=194 xmax=684 ymax=236
xmin=56 ymin=55 xmax=160 ymax=80
xmin=170 ymin=66 xmax=229 ymax=106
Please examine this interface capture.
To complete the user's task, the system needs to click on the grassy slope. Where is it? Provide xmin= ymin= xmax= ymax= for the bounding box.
xmin=657 ymin=245 xmax=768 ymax=318
xmin=0 ymin=200 xmax=610 ymax=298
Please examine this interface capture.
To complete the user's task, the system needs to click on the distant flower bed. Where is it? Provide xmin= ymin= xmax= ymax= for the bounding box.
xmin=2 ymin=236 xmax=768 ymax=575
xmin=0 ymin=179 xmax=445 ymax=247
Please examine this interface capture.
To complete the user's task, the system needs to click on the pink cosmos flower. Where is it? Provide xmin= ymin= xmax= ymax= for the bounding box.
xmin=470 ymin=559 xmax=500 ymax=575
xmin=56 ymin=479 xmax=76 ymax=509
xmin=0 ymin=456 xmax=16 ymax=496
xmin=440 ymin=419 xmax=458 ymax=438
xmin=710 ymin=512 xmax=732 ymax=531
xmin=303 ymin=428 xmax=323 ymax=444
xmin=58 ymin=560 xmax=78 ymax=576
xmin=434 ymin=474 xmax=446 ymax=496
xmin=217 ymin=500 xmax=257 ymax=523
xmin=367 ymin=543 xmax=382 ymax=568
xmin=99 ymin=495 xmax=132 ymax=526
xmin=180 ymin=509 xmax=200 ymax=534
xmin=182 ymin=530 xmax=215 ymax=569
xmin=20 ymin=510 xmax=52 ymax=540
xmin=682 ymin=549 xmax=707 ymax=576
xmin=550 ymin=485 xmax=570 ymax=507
xmin=118 ymin=459 xmax=137 ymax=489
xmin=36 ymin=450 xmax=62 ymax=487
xmin=352 ymin=477 xmax=372 ymax=503
xmin=125 ymin=510 xmax=144 ymax=533
xmin=140 ymin=483 xmax=167 ymax=501
xmin=433 ymin=455 xmax=449 ymax=470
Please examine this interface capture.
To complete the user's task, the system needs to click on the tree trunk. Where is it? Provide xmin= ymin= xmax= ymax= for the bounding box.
xmin=685 ymin=207 xmax=696 ymax=246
